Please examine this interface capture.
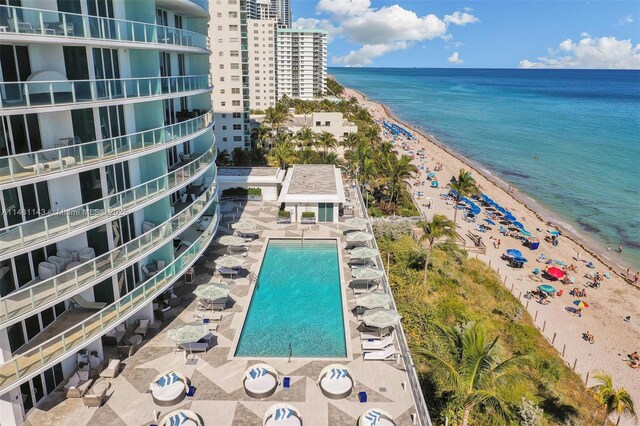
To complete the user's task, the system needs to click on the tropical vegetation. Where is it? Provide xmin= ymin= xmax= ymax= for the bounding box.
xmin=589 ymin=372 xmax=636 ymax=426
xmin=448 ymin=169 xmax=480 ymax=223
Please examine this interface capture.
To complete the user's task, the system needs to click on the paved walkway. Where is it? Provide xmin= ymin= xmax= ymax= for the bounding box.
xmin=25 ymin=197 xmax=419 ymax=426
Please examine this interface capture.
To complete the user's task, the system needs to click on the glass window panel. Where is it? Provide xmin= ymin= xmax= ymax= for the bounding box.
xmin=54 ymin=302 xmax=65 ymax=317
xmin=41 ymin=307 xmax=55 ymax=329
xmin=25 ymin=114 xmax=41 ymax=152
xmin=24 ymin=314 xmax=40 ymax=340
xmin=8 ymin=323 xmax=25 ymax=353
xmin=14 ymin=253 xmax=31 ymax=286
xmin=53 ymin=363 xmax=64 ymax=385
xmin=0 ymin=259 xmax=16 ymax=297
xmin=44 ymin=368 xmax=56 ymax=394
xmin=20 ymin=184 xmax=37 ymax=221
xmin=36 ymin=182 xmax=51 ymax=213
xmin=20 ymin=382 xmax=33 ymax=412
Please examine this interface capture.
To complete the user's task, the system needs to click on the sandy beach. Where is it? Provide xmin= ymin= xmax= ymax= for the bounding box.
xmin=343 ymin=86 xmax=640 ymax=422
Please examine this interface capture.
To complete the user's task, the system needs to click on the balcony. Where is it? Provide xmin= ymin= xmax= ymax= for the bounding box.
xmin=0 ymin=5 xmax=209 ymax=52
xmin=0 ymin=142 xmax=216 ymax=260
xmin=0 ymin=202 xmax=219 ymax=393
xmin=0 ymin=75 xmax=211 ymax=114
xmin=0 ymin=111 xmax=213 ymax=188
xmin=0 ymin=179 xmax=218 ymax=330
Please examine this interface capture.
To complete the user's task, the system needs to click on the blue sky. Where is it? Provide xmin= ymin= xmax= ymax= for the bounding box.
xmin=291 ymin=0 xmax=640 ymax=68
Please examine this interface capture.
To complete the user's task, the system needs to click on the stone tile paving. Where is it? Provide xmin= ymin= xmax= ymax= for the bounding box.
xmin=26 ymin=195 xmax=420 ymax=426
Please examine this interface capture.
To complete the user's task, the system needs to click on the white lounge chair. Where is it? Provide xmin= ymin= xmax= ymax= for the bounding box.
xmin=99 ymin=358 xmax=122 ymax=378
xmin=72 ymin=294 xmax=107 ymax=310
xmin=364 ymin=346 xmax=397 ymax=361
xmin=150 ymin=371 xmax=188 ymax=407
xmin=216 ymin=266 xmax=239 ymax=278
xmin=361 ymin=333 xmax=395 ymax=351
xmin=317 ymin=364 xmax=355 ymax=399
xmin=360 ymin=326 xmax=393 ymax=340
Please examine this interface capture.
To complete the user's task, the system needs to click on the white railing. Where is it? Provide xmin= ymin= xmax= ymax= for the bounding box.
xmin=0 ymin=179 xmax=218 ymax=329
xmin=352 ymin=182 xmax=433 ymax=426
xmin=0 ymin=75 xmax=211 ymax=110
xmin=0 ymin=110 xmax=213 ymax=186
xmin=0 ymin=143 xmax=216 ymax=259
xmin=0 ymin=5 xmax=208 ymax=50
xmin=0 ymin=203 xmax=219 ymax=393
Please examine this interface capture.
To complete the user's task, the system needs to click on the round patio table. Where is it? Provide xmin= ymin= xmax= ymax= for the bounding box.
xmin=129 ymin=335 xmax=142 ymax=346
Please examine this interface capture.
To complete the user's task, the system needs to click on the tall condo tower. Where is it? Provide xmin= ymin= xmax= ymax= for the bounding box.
xmin=276 ymin=28 xmax=327 ymax=100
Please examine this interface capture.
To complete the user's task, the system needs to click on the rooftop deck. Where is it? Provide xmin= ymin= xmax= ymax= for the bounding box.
xmin=25 ymin=189 xmax=425 ymax=426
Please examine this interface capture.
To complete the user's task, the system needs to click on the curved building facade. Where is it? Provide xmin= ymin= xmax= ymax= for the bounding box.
xmin=0 ymin=1 xmax=217 ymax=423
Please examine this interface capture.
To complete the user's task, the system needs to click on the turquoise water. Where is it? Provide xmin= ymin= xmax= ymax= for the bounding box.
xmin=235 ymin=239 xmax=346 ymax=357
xmin=331 ymin=68 xmax=640 ymax=269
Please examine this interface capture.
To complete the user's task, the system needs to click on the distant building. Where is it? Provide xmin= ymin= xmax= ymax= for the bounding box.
xmin=248 ymin=0 xmax=291 ymax=28
xmin=248 ymin=18 xmax=277 ymax=110
xmin=254 ymin=112 xmax=357 ymax=141
xmin=209 ymin=0 xmax=252 ymax=152
xmin=276 ymin=29 xmax=327 ymax=100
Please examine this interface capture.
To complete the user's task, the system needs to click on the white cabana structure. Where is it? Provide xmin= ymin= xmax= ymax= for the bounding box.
xmin=217 ymin=167 xmax=285 ymax=201
xmin=243 ymin=363 xmax=279 ymax=399
xmin=278 ymin=165 xmax=346 ymax=223
xmin=263 ymin=404 xmax=302 ymax=426
xmin=358 ymin=409 xmax=396 ymax=426
xmin=149 ymin=371 xmax=189 ymax=407
xmin=317 ymin=364 xmax=355 ymax=399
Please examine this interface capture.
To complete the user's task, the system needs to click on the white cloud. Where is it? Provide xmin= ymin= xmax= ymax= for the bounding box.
xmin=316 ymin=1 xmax=479 ymax=66
xmin=519 ymin=35 xmax=640 ymax=69
xmin=444 ymin=11 xmax=480 ymax=26
xmin=448 ymin=52 xmax=463 ymax=64
xmin=292 ymin=17 xmax=341 ymax=41
xmin=617 ymin=15 xmax=634 ymax=26
xmin=580 ymin=32 xmax=591 ymax=38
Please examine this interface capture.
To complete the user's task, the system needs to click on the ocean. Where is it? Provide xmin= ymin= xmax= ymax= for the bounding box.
xmin=330 ymin=68 xmax=640 ymax=269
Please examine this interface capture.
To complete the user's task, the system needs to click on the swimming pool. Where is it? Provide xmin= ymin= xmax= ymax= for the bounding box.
xmin=234 ymin=239 xmax=346 ymax=358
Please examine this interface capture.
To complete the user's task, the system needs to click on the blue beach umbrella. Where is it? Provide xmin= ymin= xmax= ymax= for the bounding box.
xmin=484 ymin=219 xmax=496 ymax=225
xmin=513 ymin=221 xmax=525 ymax=230
xmin=538 ymin=284 xmax=556 ymax=294
xmin=506 ymin=249 xmax=524 ymax=258
xmin=504 ymin=214 xmax=517 ymax=222
xmin=548 ymin=230 xmax=561 ymax=236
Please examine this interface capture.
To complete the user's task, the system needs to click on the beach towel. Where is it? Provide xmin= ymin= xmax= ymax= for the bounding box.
xmin=169 ymin=412 xmax=187 ymax=426
xmin=157 ymin=372 xmax=180 ymax=387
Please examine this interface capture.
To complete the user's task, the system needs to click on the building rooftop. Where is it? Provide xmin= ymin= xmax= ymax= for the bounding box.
xmin=278 ymin=164 xmax=346 ymax=204
xmin=217 ymin=167 xmax=286 ymax=184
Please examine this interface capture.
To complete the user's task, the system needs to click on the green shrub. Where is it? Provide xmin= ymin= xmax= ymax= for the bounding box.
xmin=221 ymin=187 xmax=262 ymax=197
xmin=247 ymin=187 xmax=262 ymax=196
xmin=368 ymin=205 xmax=383 ymax=217
xmin=301 ymin=211 xmax=315 ymax=219
xmin=278 ymin=210 xmax=291 ymax=218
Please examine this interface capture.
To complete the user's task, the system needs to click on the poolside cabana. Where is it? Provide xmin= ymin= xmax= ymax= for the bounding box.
xmin=278 ymin=164 xmax=346 ymax=223
xmin=217 ymin=167 xmax=286 ymax=201
xmin=264 ymin=404 xmax=302 ymax=426
xmin=243 ymin=363 xmax=279 ymax=399
xmin=149 ymin=371 xmax=189 ymax=406
xmin=317 ymin=364 xmax=355 ymax=399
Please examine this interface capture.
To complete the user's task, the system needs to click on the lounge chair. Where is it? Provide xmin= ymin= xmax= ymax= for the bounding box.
xmin=216 ymin=266 xmax=239 ymax=278
xmin=361 ymin=333 xmax=395 ymax=351
xmin=13 ymin=155 xmax=45 ymax=174
xmin=360 ymin=326 xmax=393 ymax=341
xmin=99 ymin=359 xmax=122 ymax=379
xmin=63 ymin=370 xmax=93 ymax=398
xmin=47 ymin=255 xmax=66 ymax=274
xmin=364 ymin=346 xmax=398 ymax=361
xmin=150 ymin=371 xmax=188 ymax=407
xmin=134 ymin=319 xmax=150 ymax=336
xmin=159 ymin=409 xmax=203 ymax=426
xmin=317 ymin=364 xmax=355 ymax=399
xmin=243 ymin=363 xmax=279 ymax=399
xmin=78 ymin=247 xmax=96 ymax=262
xmin=72 ymin=294 xmax=106 ymax=310
xmin=82 ymin=381 xmax=110 ymax=408
xmin=38 ymin=261 xmax=57 ymax=280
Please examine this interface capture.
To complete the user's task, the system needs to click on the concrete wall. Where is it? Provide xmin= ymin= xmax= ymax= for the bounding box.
xmin=218 ymin=180 xmax=279 ymax=201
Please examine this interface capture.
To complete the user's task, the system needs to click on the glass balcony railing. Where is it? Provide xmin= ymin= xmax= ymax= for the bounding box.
xmin=0 ymin=179 xmax=218 ymax=329
xmin=0 ymin=5 xmax=209 ymax=50
xmin=0 ymin=202 xmax=219 ymax=392
xmin=0 ymin=111 xmax=213 ymax=186
xmin=0 ymin=143 xmax=216 ymax=259
xmin=0 ymin=75 xmax=211 ymax=110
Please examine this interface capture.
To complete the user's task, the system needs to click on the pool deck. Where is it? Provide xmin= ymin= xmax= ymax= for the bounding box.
xmin=25 ymin=190 xmax=421 ymax=426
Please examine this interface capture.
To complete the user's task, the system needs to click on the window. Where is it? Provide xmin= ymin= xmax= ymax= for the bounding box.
xmin=229 ymin=11 xmax=238 ymax=18
xmin=233 ymin=124 xmax=241 ymax=130
xmin=233 ymin=136 xmax=242 ymax=142
xmin=230 ymin=63 xmax=239 ymax=70
xmin=217 ymin=26 xmax=222 ymax=31
xmin=231 ymin=76 xmax=239 ymax=81
xmin=223 ymin=137 xmax=228 ymax=141
xmin=230 ymin=50 xmax=239 ymax=57
xmin=219 ymin=51 xmax=224 ymax=56
xmin=231 ymin=88 xmax=240 ymax=94
xmin=222 ymin=126 xmax=227 ymax=130
xmin=220 ymin=77 xmax=224 ymax=81
xmin=220 ymin=89 xmax=225 ymax=94
xmin=217 ymin=12 xmax=222 ymax=17
xmin=219 ymin=64 xmax=224 ymax=69
xmin=229 ymin=25 xmax=238 ymax=31
xmin=232 ymin=100 xmax=240 ymax=106
xmin=232 ymin=112 xmax=241 ymax=118
xmin=221 ymin=113 xmax=227 ymax=118
xmin=221 ymin=101 xmax=226 ymax=106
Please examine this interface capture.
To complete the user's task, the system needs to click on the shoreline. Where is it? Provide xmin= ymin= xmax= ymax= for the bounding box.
xmin=349 ymin=86 xmax=638 ymax=283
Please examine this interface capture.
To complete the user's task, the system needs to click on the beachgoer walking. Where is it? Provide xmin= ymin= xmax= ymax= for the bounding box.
xmin=627 ymin=268 xmax=631 ymax=280
xmin=576 ymin=251 xmax=580 ymax=262
xmin=618 ymin=244 xmax=623 ymax=253
xmin=635 ymin=272 xmax=639 ymax=286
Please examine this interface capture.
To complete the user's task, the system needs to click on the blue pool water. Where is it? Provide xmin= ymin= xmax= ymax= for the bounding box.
xmin=235 ymin=239 xmax=346 ymax=358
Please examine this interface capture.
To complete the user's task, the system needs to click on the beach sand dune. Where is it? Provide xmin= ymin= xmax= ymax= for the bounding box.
xmin=342 ymin=87 xmax=640 ymax=421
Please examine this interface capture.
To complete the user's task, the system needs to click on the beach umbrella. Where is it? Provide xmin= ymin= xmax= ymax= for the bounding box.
xmin=355 ymin=292 xmax=392 ymax=309
xmin=538 ymin=284 xmax=556 ymax=294
xmin=362 ymin=308 xmax=401 ymax=329
xmin=546 ymin=267 xmax=565 ymax=279
xmin=548 ymin=230 xmax=561 ymax=236
xmin=218 ymin=235 xmax=247 ymax=247
xmin=519 ymin=229 xmax=532 ymax=237
xmin=232 ymin=221 xmax=256 ymax=232
xmin=167 ymin=323 xmax=209 ymax=345
xmin=214 ymin=255 xmax=245 ymax=269
xmin=503 ymin=214 xmax=517 ymax=222
xmin=573 ymin=300 xmax=589 ymax=308
xmin=512 ymin=221 xmax=525 ymax=230
xmin=345 ymin=217 xmax=369 ymax=230
xmin=346 ymin=231 xmax=374 ymax=243
xmin=193 ymin=283 xmax=230 ymax=301
xmin=352 ymin=267 xmax=384 ymax=281
xmin=484 ymin=219 xmax=496 ymax=225
xmin=350 ymin=247 xmax=379 ymax=259
xmin=506 ymin=249 xmax=524 ymax=259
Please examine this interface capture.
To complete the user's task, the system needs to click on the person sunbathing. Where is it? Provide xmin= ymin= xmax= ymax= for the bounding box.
xmin=631 ymin=351 xmax=639 ymax=362
xmin=582 ymin=331 xmax=594 ymax=344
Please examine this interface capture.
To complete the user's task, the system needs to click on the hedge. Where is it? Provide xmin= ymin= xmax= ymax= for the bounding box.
xmin=221 ymin=187 xmax=262 ymax=197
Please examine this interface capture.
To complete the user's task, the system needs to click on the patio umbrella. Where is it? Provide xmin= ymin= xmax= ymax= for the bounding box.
xmin=547 ymin=267 xmax=565 ymax=279
xmin=346 ymin=231 xmax=374 ymax=243
xmin=167 ymin=323 xmax=209 ymax=345
xmin=352 ymin=267 xmax=384 ymax=281
xmin=362 ymin=308 xmax=401 ymax=329
xmin=350 ymin=247 xmax=379 ymax=259
xmin=193 ymin=283 xmax=230 ymax=301
xmin=538 ymin=284 xmax=556 ymax=294
xmin=484 ymin=219 xmax=496 ymax=225
xmin=355 ymin=292 xmax=392 ymax=309
xmin=573 ymin=300 xmax=589 ymax=308
xmin=232 ymin=221 xmax=256 ymax=232
xmin=214 ymin=255 xmax=245 ymax=269
xmin=218 ymin=235 xmax=246 ymax=247
xmin=344 ymin=217 xmax=368 ymax=230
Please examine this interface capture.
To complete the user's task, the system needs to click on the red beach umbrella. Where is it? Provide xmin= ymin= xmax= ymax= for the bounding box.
xmin=547 ymin=267 xmax=565 ymax=279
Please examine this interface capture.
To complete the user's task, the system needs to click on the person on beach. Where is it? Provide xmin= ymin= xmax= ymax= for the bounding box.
xmin=618 ymin=244 xmax=623 ymax=253
xmin=627 ymin=267 xmax=631 ymax=280
xmin=634 ymin=272 xmax=639 ymax=286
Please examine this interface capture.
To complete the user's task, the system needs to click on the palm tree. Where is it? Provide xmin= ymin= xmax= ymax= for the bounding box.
xmin=419 ymin=214 xmax=457 ymax=287
xmin=590 ymin=372 xmax=636 ymax=426
xmin=411 ymin=323 xmax=525 ymax=426
xmin=215 ymin=149 xmax=232 ymax=166
xmin=344 ymin=138 xmax=372 ymax=185
xmin=377 ymin=152 xmax=417 ymax=203
xmin=341 ymin=132 xmax=361 ymax=149
xmin=364 ymin=125 xmax=381 ymax=146
xmin=295 ymin=127 xmax=315 ymax=149
xmin=266 ymin=139 xmax=296 ymax=169
xmin=448 ymin=169 xmax=480 ymax=224
xmin=252 ymin=124 xmax=270 ymax=149
xmin=264 ymin=106 xmax=291 ymax=137
xmin=316 ymin=132 xmax=337 ymax=156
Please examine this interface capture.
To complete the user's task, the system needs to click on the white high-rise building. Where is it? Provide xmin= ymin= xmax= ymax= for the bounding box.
xmin=276 ymin=29 xmax=327 ymax=100
xmin=0 ymin=1 xmax=218 ymax=424
xmin=248 ymin=0 xmax=290 ymax=28
xmin=248 ymin=18 xmax=277 ymax=110
xmin=209 ymin=0 xmax=251 ymax=153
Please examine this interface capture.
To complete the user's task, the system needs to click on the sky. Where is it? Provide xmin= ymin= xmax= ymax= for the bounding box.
xmin=290 ymin=0 xmax=640 ymax=68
